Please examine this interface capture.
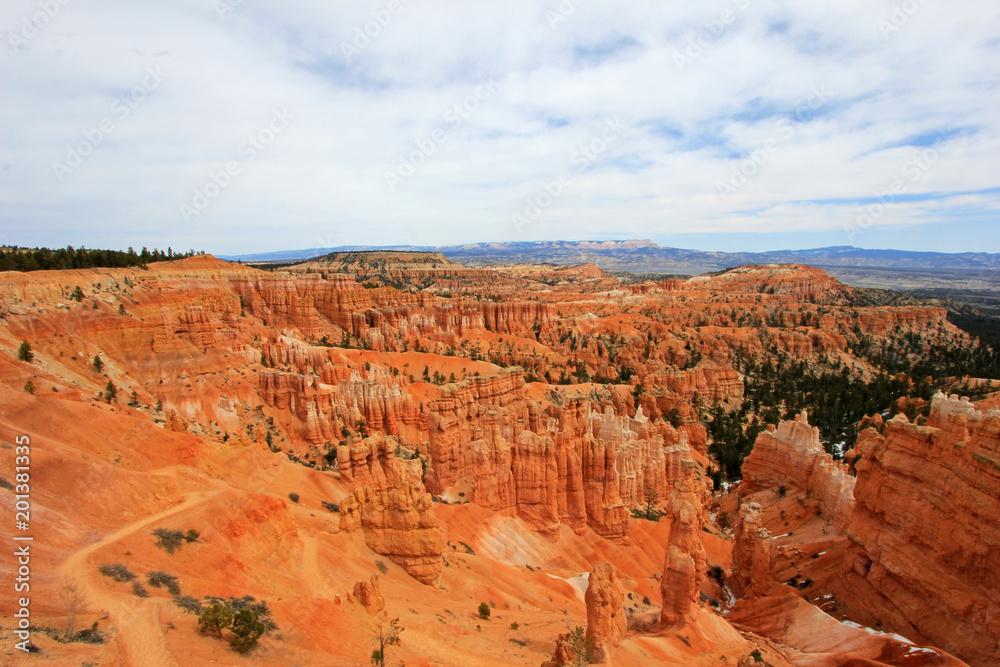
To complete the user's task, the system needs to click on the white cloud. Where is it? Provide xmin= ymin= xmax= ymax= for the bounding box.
xmin=1 ymin=0 xmax=998 ymax=253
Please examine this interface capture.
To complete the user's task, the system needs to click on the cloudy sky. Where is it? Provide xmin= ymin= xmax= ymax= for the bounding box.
xmin=2 ymin=0 xmax=999 ymax=255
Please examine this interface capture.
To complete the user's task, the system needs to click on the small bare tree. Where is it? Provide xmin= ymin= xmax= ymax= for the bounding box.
xmin=371 ymin=617 xmax=403 ymax=667
xmin=644 ymin=484 xmax=659 ymax=520
xmin=61 ymin=577 xmax=85 ymax=640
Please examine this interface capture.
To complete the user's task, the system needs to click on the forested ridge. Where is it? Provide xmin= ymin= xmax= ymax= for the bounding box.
xmin=0 ymin=246 xmax=201 ymax=272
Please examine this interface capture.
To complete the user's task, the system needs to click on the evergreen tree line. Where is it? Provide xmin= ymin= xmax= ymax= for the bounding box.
xmin=0 ymin=246 xmax=201 ymax=272
xmin=708 ymin=354 xmax=933 ymax=482
xmin=709 ymin=316 xmax=1000 ymax=482
xmin=849 ymin=325 xmax=1000 ymax=381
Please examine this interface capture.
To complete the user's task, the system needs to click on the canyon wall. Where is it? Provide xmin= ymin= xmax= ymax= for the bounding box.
xmin=843 ymin=393 xmax=1000 ymax=666
xmin=424 ymin=373 xmax=708 ymax=541
xmin=740 ymin=411 xmax=855 ymax=530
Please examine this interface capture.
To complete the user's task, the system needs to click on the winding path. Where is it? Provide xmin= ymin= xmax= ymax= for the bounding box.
xmin=58 ymin=490 xmax=224 ymax=667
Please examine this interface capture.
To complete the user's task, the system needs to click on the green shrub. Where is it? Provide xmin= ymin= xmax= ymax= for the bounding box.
xmin=17 ymin=341 xmax=33 ymax=362
xmin=230 ymin=609 xmax=265 ymax=653
xmin=147 ymin=571 xmax=180 ymax=595
xmin=98 ymin=563 xmax=135 ymax=583
xmin=185 ymin=529 xmax=200 ymax=543
xmin=478 ymin=602 xmax=491 ymax=620
xmin=198 ymin=603 xmax=233 ymax=637
xmin=173 ymin=595 xmax=203 ymax=614
xmin=152 ymin=528 xmax=185 ymax=554
xmin=73 ymin=622 xmax=105 ymax=644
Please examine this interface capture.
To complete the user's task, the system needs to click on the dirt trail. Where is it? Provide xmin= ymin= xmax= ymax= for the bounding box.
xmin=59 ymin=490 xmax=224 ymax=667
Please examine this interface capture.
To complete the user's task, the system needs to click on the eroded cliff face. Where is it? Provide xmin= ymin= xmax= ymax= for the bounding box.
xmin=844 ymin=392 xmax=1000 ymax=665
xmin=258 ymin=344 xmax=423 ymax=446
xmin=741 ymin=411 xmax=855 ymax=530
xmin=336 ymin=432 xmax=446 ymax=585
xmin=237 ymin=272 xmax=551 ymax=346
xmin=339 ymin=481 xmax=446 ymax=586
xmin=424 ymin=374 xmax=708 ymax=542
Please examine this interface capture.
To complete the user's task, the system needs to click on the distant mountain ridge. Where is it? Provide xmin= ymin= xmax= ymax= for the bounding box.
xmin=221 ymin=240 xmax=1000 ymax=275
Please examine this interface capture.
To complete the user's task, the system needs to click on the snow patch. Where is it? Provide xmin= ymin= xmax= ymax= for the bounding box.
xmin=839 ymin=620 xmax=929 ymax=648
xmin=545 ymin=572 xmax=590 ymax=599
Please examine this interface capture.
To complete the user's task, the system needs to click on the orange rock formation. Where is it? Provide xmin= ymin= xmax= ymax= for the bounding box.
xmin=584 ymin=562 xmax=626 ymax=662
xmin=0 ymin=255 xmax=984 ymax=666
xmin=844 ymin=392 xmax=1000 ymax=665
xmin=741 ymin=411 xmax=855 ymax=529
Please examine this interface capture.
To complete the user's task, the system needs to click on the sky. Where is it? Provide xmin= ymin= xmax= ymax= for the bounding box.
xmin=2 ymin=0 xmax=999 ymax=255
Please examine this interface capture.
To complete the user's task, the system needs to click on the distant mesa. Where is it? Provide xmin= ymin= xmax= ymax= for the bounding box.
xmin=220 ymin=239 xmax=1000 ymax=276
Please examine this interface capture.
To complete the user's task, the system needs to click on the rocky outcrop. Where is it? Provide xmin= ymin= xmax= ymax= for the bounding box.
xmin=352 ymin=574 xmax=385 ymax=613
xmin=646 ymin=366 xmax=745 ymax=405
xmin=667 ymin=498 xmax=707 ymax=583
xmin=479 ymin=301 xmax=551 ymax=335
xmin=684 ymin=264 xmax=844 ymax=300
xmin=659 ymin=497 xmax=706 ymax=627
xmin=258 ymin=359 xmax=422 ymax=446
xmin=741 ymin=411 xmax=855 ymax=530
xmin=730 ymin=502 xmax=776 ymax=599
xmin=584 ymin=562 xmax=626 ymax=663
xmin=339 ymin=483 xmax=445 ymax=586
xmin=337 ymin=432 xmax=402 ymax=489
xmin=854 ymin=306 xmax=949 ymax=337
xmin=425 ymin=371 xmax=527 ymax=495
xmin=543 ymin=632 xmax=583 ymax=667
xmin=338 ymin=435 xmax=445 ymax=585
xmin=660 ymin=546 xmax=698 ymax=627
xmin=843 ymin=393 xmax=1000 ymax=666
xmin=426 ymin=377 xmax=642 ymax=541
xmin=337 ymin=368 xmax=422 ymax=437
xmin=153 ymin=305 xmax=222 ymax=350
